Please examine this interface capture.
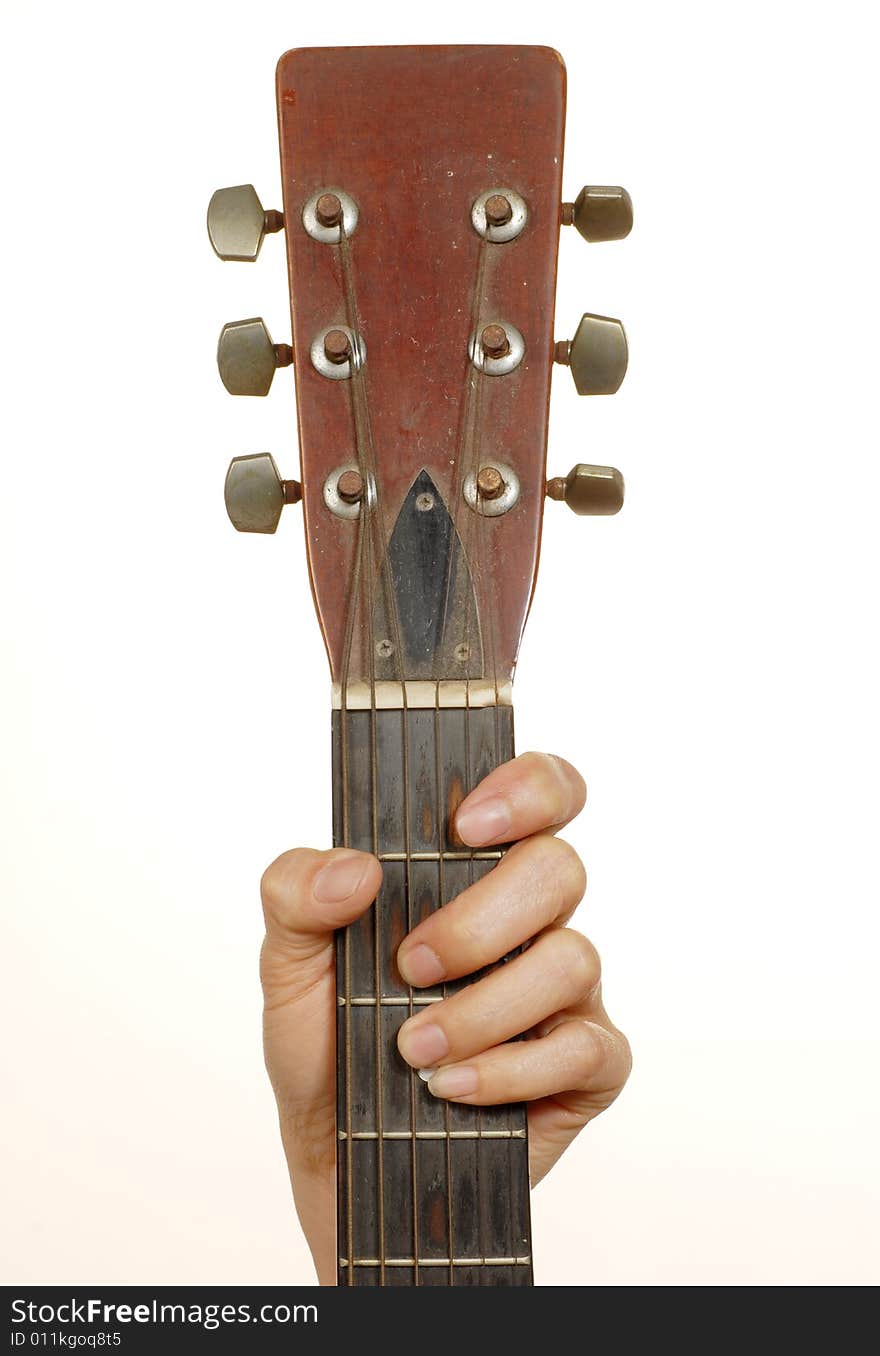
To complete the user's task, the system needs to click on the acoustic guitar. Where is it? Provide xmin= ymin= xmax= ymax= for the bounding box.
xmin=208 ymin=43 xmax=631 ymax=1287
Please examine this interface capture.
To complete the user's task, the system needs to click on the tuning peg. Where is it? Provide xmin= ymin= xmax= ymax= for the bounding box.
xmin=207 ymin=185 xmax=284 ymax=261
xmin=555 ymin=313 xmax=628 ymax=396
xmin=561 ymin=186 xmax=633 ymax=242
xmin=546 ymin=464 xmax=624 ymax=516
xmin=217 ymin=318 xmax=292 ymax=397
xmin=224 ymin=454 xmax=301 ymax=533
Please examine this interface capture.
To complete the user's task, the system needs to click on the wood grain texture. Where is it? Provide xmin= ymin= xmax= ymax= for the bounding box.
xmin=276 ymin=45 xmax=566 ymax=683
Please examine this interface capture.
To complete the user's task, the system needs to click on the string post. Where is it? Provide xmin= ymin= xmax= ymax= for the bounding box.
xmin=484 ymin=193 xmax=513 ymax=227
xmin=316 ymin=192 xmax=344 ymax=227
xmin=476 ymin=466 xmax=505 ymax=501
xmin=337 ymin=469 xmax=365 ymax=504
xmin=480 ymin=324 xmax=510 ymax=360
xmin=324 ymin=328 xmax=353 ymax=364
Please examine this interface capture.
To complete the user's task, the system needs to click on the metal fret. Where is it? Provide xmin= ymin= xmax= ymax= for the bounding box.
xmin=338 ymin=995 xmax=443 ymax=1006
xmin=339 ymin=1129 xmax=527 ymax=1140
xmin=378 ymin=850 xmax=503 ymax=861
xmin=340 ymin=1256 xmax=532 ymax=1268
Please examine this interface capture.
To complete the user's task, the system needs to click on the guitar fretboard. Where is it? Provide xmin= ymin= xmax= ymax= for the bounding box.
xmin=332 ymin=701 xmax=533 ymax=1286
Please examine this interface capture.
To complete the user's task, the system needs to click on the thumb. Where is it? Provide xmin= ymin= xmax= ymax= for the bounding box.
xmin=260 ymin=846 xmax=382 ymax=963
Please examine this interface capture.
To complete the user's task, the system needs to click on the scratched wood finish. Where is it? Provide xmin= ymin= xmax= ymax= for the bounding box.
xmin=276 ymin=45 xmax=566 ymax=682
xmin=333 ymin=705 xmax=532 ymax=1287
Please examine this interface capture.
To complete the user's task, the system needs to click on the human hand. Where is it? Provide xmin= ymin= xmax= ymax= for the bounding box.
xmin=260 ymin=752 xmax=631 ymax=1284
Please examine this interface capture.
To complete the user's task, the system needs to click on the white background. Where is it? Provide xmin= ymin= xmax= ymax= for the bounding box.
xmin=2 ymin=1 xmax=878 ymax=1286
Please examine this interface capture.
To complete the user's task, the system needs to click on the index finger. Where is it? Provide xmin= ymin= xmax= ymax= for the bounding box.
xmin=454 ymin=751 xmax=586 ymax=847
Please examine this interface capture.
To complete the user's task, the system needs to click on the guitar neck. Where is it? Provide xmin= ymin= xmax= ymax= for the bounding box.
xmin=210 ymin=40 xmax=632 ymax=1290
xmin=332 ymin=687 xmax=533 ymax=1286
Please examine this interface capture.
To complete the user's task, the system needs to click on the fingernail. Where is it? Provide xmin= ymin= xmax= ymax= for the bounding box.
xmin=427 ymin=1066 xmax=479 ymax=1099
xmin=417 ymin=1067 xmax=435 ymax=1082
xmin=313 ymin=853 xmax=370 ymax=903
xmin=398 ymin=942 xmax=445 ymax=987
xmin=456 ymin=796 xmax=511 ymax=846
xmin=398 ymin=1020 xmax=449 ymax=1068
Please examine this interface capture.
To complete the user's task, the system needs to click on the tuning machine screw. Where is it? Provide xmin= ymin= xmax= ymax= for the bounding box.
xmin=561 ymin=186 xmax=633 ymax=242
xmin=224 ymin=454 xmax=300 ymax=533
xmin=217 ymin=318 xmax=292 ymax=397
xmin=207 ymin=184 xmax=284 ymax=261
xmin=555 ymin=313 xmax=628 ymax=396
xmin=547 ymin=464 xmax=624 ymax=516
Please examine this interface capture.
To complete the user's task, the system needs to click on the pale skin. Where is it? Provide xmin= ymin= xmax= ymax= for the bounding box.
xmin=260 ymin=752 xmax=631 ymax=1284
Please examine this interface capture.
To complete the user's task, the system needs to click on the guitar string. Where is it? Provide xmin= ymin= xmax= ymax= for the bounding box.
xmin=470 ymin=447 xmax=517 ymax=1266
xmin=437 ymin=232 xmax=492 ymax=1274
xmin=337 ymin=225 xmax=420 ymax=1285
xmin=460 ymin=354 xmax=514 ymax=1263
xmin=432 ymin=684 xmax=454 ymax=1282
xmin=457 ymin=347 xmax=487 ymax=1257
xmin=435 ymin=341 xmax=485 ymax=1276
xmin=449 ymin=227 xmax=523 ymax=1273
xmin=471 ymin=377 xmax=525 ymax=1280
xmin=334 ymin=222 xmax=386 ymax=1282
xmin=340 ymin=225 xmax=387 ymax=1283
xmin=359 ymin=400 xmax=385 ymax=1282
xmin=335 ymin=479 xmax=367 ymax=1284
xmin=460 ymin=340 xmax=492 ymax=1267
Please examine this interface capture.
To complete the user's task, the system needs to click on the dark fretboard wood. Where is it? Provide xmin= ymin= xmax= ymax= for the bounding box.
xmin=332 ymin=701 xmax=532 ymax=1287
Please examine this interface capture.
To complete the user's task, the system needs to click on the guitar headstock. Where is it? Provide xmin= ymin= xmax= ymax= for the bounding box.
xmin=209 ymin=46 xmax=632 ymax=699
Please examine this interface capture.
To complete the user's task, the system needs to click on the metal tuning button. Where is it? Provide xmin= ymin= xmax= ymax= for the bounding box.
xmin=561 ymin=186 xmax=633 ymax=242
xmin=546 ymin=464 xmax=625 ymax=516
xmin=555 ymin=313 xmax=628 ymax=396
xmin=217 ymin=318 xmax=292 ymax=397
xmin=207 ymin=185 xmax=284 ymax=261
xmin=224 ymin=454 xmax=300 ymax=533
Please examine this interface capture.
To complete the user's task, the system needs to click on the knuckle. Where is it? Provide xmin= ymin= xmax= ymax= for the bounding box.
xmin=617 ymin=1030 xmax=634 ymax=1082
xmin=551 ymin=928 xmax=600 ymax=997
xmin=545 ymin=753 xmax=587 ymax=812
xmin=570 ymin=1020 xmax=632 ymax=1090
xmin=542 ymin=835 xmax=587 ymax=900
xmin=517 ymin=751 xmax=585 ymax=822
xmin=520 ymin=751 xmax=571 ymax=818
xmin=260 ymin=848 xmax=313 ymax=925
xmin=415 ymin=896 xmax=472 ymax=960
xmin=571 ymin=1022 xmax=605 ymax=1083
xmin=512 ymin=833 xmax=581 ymax=894
xmin=445 ymin=911 xmax=483 ymax=958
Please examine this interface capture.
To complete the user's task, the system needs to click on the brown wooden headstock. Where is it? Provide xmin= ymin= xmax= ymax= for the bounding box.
xmin=210 ymin=46 xmax=632 ymax=694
